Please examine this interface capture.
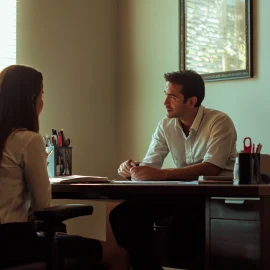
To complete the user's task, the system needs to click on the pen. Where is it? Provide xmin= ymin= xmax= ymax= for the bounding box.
xmin=60 ymin=129 xmax=66 ymax=146
xmin=47 ymin=149 xmax=53 ymax=157
xmin=52 ymin=129 xmax=57 ymax=136
xmin=256 ymin=144 xmax=262 ymax=153
xmin=57 ymin=131 xmax=62 ymax=147
xmin=51 ymin=135 xmax=57 ymax=146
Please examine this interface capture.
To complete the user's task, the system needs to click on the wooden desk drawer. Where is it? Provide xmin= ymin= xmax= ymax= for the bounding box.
xmin=210 ymin=197 xmax=260 ymax=220
xmin=210 ymin=219 xmax=260 ymax=270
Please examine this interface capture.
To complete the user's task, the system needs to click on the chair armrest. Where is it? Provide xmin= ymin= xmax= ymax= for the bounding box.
xmin=34 ymin=204 xmax=93 ymax=224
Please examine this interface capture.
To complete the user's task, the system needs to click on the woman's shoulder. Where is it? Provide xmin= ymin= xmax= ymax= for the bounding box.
xmin=3 ymin=130 xmax=45 ymax=165
xmin=7 ymin=129 xmax=44 ymax=150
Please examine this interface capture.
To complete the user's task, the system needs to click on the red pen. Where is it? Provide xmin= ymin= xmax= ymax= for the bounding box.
xmin=57 ymin=132 xmax=62 ymax=147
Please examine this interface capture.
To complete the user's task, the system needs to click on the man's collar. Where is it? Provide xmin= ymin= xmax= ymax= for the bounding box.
xmin=174 ymin=105 xmax=204 ymax=132
xmin=190 ymin=105 xmax=204 ymax=131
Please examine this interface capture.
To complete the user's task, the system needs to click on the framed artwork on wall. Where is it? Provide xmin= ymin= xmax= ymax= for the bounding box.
xmin=179 ymin=0 xmax=253 ymax=82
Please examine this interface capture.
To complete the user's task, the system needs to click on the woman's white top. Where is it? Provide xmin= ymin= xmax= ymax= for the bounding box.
xmin=0 ymin=130 xmax=51 ymax=224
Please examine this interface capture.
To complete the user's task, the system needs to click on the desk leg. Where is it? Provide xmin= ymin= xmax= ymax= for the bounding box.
xmin=205 ymin=197 xmax=210 ymax=270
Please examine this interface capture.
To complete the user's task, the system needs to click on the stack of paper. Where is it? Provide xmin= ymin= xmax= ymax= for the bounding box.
xmin=198 ymin=175 xmax=233 ymax=184
xmin=50 ymin=175 xmax=109 ymax=184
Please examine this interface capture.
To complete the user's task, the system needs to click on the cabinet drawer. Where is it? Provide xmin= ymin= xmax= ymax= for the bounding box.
xmin=210 ymin=219 xmax=260 ymax=270
xmin=210 ymin=197 xmax=260 ymax=220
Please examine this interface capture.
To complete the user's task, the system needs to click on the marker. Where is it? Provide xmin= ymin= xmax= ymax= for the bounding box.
xmin=57 ymin=132 xmax=62 ymax=147
xmin=60 ymin=129 xmax=66 ymax=146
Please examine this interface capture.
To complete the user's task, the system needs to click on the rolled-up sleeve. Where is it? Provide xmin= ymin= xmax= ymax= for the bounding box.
xmin=203 ymin=116 xmax=237 ymax=169
xmin=142 ymin=121 xmax=169 ymax=168
xmin=23 ymin=134 xmax=51 ymax=211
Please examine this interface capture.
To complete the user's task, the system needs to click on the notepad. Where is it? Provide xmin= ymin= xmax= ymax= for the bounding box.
xmin=50 ymin=175 xmax=109 ymax=184
xmin=198 ymin=180 xmax=233 ymax=184
xmin=198 ymin=175 xmax=233 ymax=184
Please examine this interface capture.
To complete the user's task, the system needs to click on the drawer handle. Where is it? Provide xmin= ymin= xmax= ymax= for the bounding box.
xmin=211 ymin=197 xmax=260 ymax=201
xmin=225 ymin=199 xmax=245 ymax=204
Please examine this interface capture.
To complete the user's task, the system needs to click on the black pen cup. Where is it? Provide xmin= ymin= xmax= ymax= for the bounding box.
xmin=239 ymin=153 xmax=260 ymax=184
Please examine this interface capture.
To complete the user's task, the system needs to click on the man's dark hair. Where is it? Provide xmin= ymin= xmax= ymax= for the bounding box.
xmin=164 ymin=70 xmax=205 ymax=107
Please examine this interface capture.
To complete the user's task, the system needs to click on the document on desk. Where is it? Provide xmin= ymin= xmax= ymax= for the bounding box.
xmin=50 ymin=175 xmax=109 ymax=184
xmin=109 ymin=180 xmax=198 ymax=185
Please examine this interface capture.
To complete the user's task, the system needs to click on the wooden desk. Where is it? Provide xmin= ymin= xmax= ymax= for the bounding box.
xmin=52 ymin=183 xmax=270 ymax=270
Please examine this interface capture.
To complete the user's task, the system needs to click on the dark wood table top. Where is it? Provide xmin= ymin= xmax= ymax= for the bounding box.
xmin=52 ymin=182 xmax=270 ymax=200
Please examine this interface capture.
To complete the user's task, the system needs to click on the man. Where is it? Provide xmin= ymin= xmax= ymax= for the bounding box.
xmin=110 ymin=70 xmax=237 ymax=270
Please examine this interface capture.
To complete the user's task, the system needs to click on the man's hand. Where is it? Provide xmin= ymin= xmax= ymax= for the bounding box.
xmin=130 ymin=166 xmax=167 ymax=181
xmin=118 ymin=159 xmax=140 ymax=178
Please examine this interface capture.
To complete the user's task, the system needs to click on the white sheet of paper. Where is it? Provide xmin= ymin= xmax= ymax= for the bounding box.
xmin=109 ymin=180 xmax=198 ymax=185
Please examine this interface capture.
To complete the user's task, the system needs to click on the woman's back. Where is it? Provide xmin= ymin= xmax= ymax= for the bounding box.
xmin=0 ymin=66 xmax=105 ymax=270
xmin=0 ymin=129 xmax=51 ymax=224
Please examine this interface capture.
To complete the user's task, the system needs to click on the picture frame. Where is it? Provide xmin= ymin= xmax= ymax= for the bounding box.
xmin=179 ymin=0 xmax=253 ymax=82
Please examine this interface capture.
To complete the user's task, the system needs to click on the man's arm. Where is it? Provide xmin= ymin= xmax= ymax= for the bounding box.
xmin=131 ymin=162 xmax=221 ymax=181
xmin=202 ymin=115 xmax=237 ymax=169
xmin=141 ymin=120 xmax=169 ymax=168
xmin=162 ymin=162 xmax=221 ymax=180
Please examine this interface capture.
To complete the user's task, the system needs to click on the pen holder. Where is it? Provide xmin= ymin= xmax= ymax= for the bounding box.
xmin=46 ymin=146 xmax=72 ymax=178
xmin=239 ymin=153 xmax=260 ymax=184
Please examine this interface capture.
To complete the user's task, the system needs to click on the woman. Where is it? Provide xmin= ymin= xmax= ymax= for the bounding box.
xmin=0 ymin=66 xmax=49 ymax=218
xmin=0 ymin=65 xmax=128 ymax=269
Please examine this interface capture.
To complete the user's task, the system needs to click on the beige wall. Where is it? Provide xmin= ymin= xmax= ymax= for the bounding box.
xmin=17 ymin=0 xmax=118 ymax=240
xmin=117 ymin=0 xmax=269 ymax=168
xmin=203 ymin=1 xmax=267 ymax=152
xmin=117 ymin=0 xmax=179 ymax=167
xmin=17 ymin=0 xmax=118 ymax=178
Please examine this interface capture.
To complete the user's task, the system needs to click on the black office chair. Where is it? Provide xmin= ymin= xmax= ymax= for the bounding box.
xmin=1 ymin=204 xmax=105 ymax=270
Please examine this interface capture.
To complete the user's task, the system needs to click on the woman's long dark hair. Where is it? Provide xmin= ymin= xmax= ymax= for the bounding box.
xmin=0 ymin=65 xmax=43 ymax=162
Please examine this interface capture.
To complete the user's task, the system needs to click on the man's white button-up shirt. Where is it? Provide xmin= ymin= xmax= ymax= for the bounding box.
xmin=142 ymin=106 xmax=237 ymax=173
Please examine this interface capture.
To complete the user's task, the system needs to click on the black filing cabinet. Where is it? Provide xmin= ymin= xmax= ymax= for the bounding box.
xmin=208 ymin=197 xmax=261 ymax=270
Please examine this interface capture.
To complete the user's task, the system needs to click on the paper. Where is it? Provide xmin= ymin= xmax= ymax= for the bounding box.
xmin=109 ymin=180 xmax=198 ymax=185
xmin=198 ymin=180 xmax=233 ymax=185
xmin=50 ymin=175 xmax=109 ymax=184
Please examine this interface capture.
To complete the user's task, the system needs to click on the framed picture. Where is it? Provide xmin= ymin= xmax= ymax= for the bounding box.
xmin=179 ymin=0 xmax=253 ymax=82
